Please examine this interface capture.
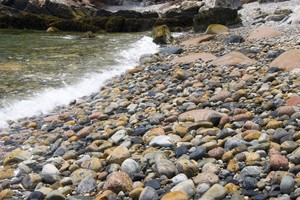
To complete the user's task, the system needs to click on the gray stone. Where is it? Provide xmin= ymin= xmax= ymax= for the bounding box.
xmin=109 ymin=129 xmax=127 ymax=144
xmin=280 ymin=175 xmax=295 ymax=194
xmin=171 ymin=173 xmax=188 ymax=184
xmin=76 ymin=176 xmax=96 ymax=194
xmin=288 ymin=147 xmax=300 ymax=164
xmin=224 ymin=137 xmax=249 ymax=151
xmin=201 ymin=184 xmax=226 ymax=200
xmin=196 ymin=183 xmax=210 ymax=195
xmin=42 ymin=164 xmax=60 ymax=176
xmin=45 ymin=191 xmax=65 ymax=200
xmin=171 ymin=179 xmax=196 ymax=197
xmin=121 ymin=158 xmax=140 ymax=174
xmin=155 ymin=156 xmax=177 ymax=178
xmin=139 ymin=186 xmax=159 ymax=200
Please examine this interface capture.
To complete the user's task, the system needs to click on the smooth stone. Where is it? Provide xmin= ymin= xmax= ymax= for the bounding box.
xmin=145 ymin=179 xmax=161 ymax=190
xmin=210 ymin=51 xmax=256 ymax=66
xmin=171 ymin=173 xmax=188 ymax=184
xmin=27 ymin=191 xmax=45 ymax=200
xmin=179 ymin=109 xmax=225 ymax=122
xmin=224 ymin=137 xmax=249 ymax=151
xmin=243 ymin=176 xmax=258 ymax=190
xmin=280 ymin=175 xmax=295 ymax=194
xmin=81 ymin=157 xmax=103 ymax=172
xmin=202 ymin=163 xmax=220 ymax=174
xmin=270 ymin=49 xmax=300 ymax=71
xmin=0 ymin=189 xmax=13 ymax=200
xmin=238 ymin=166 xmax=261 ymax=181
xmin=139 ymin=186 xmax=159 ymax=200
xmin=193 ymin=172 xmax=219 ymax=185
xmin=205 ymin=24 xmax=229 ymax=34
xmin=76 ymin=176 xmax=96 ymax=194
xmin=174 ymin=146 xmax=188 ymax=157
xmin=159 ymin=47 xmax=183 ymax=54
xmin=106 ymin=146 xmax=130 ymax=165
xmin=288 ymin=147 xmax=300 ymax=164
xmin=189 ymin=146 xmax=206 ymax=161
xmin=270 ymin=154 xmax=289 ymax=170
xmin=161 ymin=191 xmax=189 ymax=200
xmin=42 ymin=164 xmax=60 ymax=176
xmin=155 ymin=157 xmax=177 ymax=178
xmin=45 ymin=191 xmax=65 ymax=200
xmin=180 ymin=35 xmax=215 ymax=46
xmin=225 ymin=35 xmax=244 ymax=44
xmin=171 ymin=179 xmax=196 ymax=197
xmin=196 ymin=183 xmax=210 ymax=195
xmin=149 ymin=135 xmax=173 ymax=147
xmin=121 ymin=158 xmax=140 ymax=174
xmin=201 ymin=184 xmax=226 ymax=200
xmin=70 ymin=169 xmax=96 ymax=185
xmin=176 ymin=159 xmax=198 ymax=177
xmin=247 ymin=26 xmax=282 ymax=40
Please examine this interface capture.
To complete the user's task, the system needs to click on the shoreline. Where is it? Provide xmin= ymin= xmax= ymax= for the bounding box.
xmin=1 ymin=1 xmax=300 ymax=200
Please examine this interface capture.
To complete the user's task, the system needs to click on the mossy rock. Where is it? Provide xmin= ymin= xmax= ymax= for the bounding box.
xmin=193 ymin=8 xmax=241 ymax=32
xmin=152 ymin=25 xmax=174 ymax=45
xmin=81 ymin=31 xmax=96 ymax=39
xmin=50 ymin=19 xmax=101 ymax=32
xmin=46 ymin=26 xmax=61 ymax=32
xmin=82 ymin=17 xmax=109 ymax=30
xmin=205 ymin=24 xmax=229 ymax=34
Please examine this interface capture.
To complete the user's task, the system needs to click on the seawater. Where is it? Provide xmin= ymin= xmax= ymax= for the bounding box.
xmin=0 ymin=29 xmax=158 ymax=129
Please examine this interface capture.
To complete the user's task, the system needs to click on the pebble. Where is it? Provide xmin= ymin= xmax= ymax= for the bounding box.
xmin=139 ymin=186 xmax=159 ymax=200
xmin=280 ymin=175 xmax=295 ymax=194
xmin=171 ymin=179 xmax=196 ymax=197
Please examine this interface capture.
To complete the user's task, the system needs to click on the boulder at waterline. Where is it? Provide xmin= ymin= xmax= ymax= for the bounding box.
xmin=152 ymin=25 xmax=174 ymax=45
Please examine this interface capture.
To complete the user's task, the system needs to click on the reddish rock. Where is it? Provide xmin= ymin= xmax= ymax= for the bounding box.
xmin=180 ymin=34 xmax=215 ymax=46
xmin=270 ymin=49 xmax=300 ymax=71
xmin=209 ymin=91 xmax=231 ymax=102
xmin=210 ymin=51 xmax=256 ymax=66
xmin=103 ymin=171 xmax=133 ymax=193
xmin=96 ymin=190 xmax=117 ymax=200
xmin=269 ymin=152 xmax=289 ymax=171
xmin=207 ymin=147 xmax=225 ymax=159
xmin=286 ymin=96 xmax=300 ymax=106
xmin=247 ymin=26 xmax=282 ymax=40
xmin=276 ymin=106 xmax=297 ymax=116
xmin=172 ymin=52 xmax=217 ymax=64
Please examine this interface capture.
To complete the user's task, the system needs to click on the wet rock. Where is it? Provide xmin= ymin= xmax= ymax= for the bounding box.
xmin=27 ymin=191 xmax=44 ymax=200
xmin=176 ymin=159 xmax=198 ymax=177
xmin=189 ymin=146 xmax=206 ymax=161
xmin=211 ymin=51 xmax=256 ymax=66
xmin=152 ymin=25 xmax=173 ymax=45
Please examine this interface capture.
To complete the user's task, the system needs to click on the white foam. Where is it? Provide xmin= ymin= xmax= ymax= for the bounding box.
xmin=0 ymin=36 xmax=158 ymax=129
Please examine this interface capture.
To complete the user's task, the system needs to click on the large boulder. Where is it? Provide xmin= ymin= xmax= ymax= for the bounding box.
xmin=152 ymin=25 xmax=174 ymax=45
xmin=193 ymin=7 xmax=241 ymax=32
xmin=205 ymin=0 xmax=243 ymax=10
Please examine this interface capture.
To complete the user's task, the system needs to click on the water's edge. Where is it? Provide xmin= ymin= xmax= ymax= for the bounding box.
xmin=0 ymin=33 xmax=158 ymax=129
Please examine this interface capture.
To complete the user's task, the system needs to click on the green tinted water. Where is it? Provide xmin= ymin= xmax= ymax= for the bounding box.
xmin=0 ymin=29 xmax=146 ymax=107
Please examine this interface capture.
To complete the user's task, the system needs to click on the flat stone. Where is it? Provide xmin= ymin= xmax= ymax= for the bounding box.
xmin=172 ymin=52 xmax=216 ymax=64
xmin=81 ymin=157 xmax=103 ymax=172
xmin=179 ymin=109 xmax=225 ymax=122
xmin=270 ymin=49 xmax=300 ymax=71
xmin=42 ymin=163 xmax=60 ymax=176
xmin=210 ymin=51 xmax=256 ymax=66
xmin=180 ymin=34 xmax=214 ymax=46
xmin=193 ymin=172 xmax=219 ymax=185
xmin=76 ymin=126 xmax=94 ymax=138
xmin=149 ymin=135 xmax=173 ymax=147
xmin=0 ymin=189 xmax=13 ymax=200
xmin=247 ymin=26 xmax=283 ymax=40
xmin=286 ymin=96 xmax=300 ymax=106
xmin=142 ymin=127 xmax=165 ymax=144
xmin=45 ymin=191 xmax=65 ymax=200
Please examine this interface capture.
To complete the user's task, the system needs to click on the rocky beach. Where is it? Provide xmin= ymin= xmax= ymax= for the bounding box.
xmin=1 ymin=0 xmax=300 ymax=200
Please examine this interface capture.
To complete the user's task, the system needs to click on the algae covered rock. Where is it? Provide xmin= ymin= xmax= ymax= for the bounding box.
xmin=152 ymin=25 xmax=174 ymax=45
xmin=46 ymin=26 xmax=61 ymax=32
xmin=205 ymin=24 xmax=229 ymax=34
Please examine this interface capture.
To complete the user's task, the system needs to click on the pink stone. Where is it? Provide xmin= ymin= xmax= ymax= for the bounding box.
xmin=269 ymin=154 xmax=289 ymax=171
xmin=286 ymin=96 xmax=300 ymax=106
xmin=210 ymin=51 xmax=256 ymax=66
xmin=103 ymin=171 xmax=133 ymax=193
xmin=179 ymin=109 xmax=226 ymax=122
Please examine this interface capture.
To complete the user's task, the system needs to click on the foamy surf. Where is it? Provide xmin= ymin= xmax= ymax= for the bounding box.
xmin=0 ymin=36 xmax=158 ymax=129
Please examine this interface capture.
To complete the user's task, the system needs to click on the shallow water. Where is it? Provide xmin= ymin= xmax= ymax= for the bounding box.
xmin=0 ymin=29 xmax=158 ymax=128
